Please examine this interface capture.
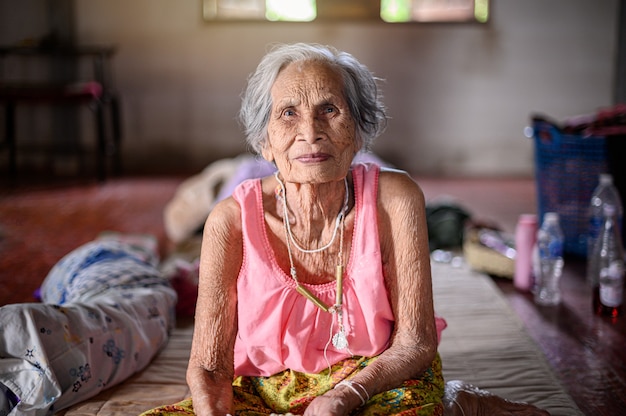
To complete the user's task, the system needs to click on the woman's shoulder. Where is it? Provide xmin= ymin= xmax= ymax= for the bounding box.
xmin=376 ymin=168 xmax=425 ymax=219
xmin=378 ymin=168 xmax=423 ymax=196
xmin=205 ymin=196 xmax=242 ymax=234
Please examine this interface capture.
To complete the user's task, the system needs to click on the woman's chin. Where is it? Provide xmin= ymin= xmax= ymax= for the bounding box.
xmin=288 ymin=163 xmax=350 ymax=184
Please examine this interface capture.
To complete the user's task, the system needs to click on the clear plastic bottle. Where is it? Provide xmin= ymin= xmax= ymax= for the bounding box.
xmin=587 ymin=174 xmax=623 ymax=278
xmin=534 ymin=212 xmax=564 ymax=306
xmin=591 ymin=204 xmax=625 ymax=318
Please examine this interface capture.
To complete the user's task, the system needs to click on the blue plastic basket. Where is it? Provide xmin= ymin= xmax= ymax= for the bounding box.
xmin=532 ymin=117 xmax=608 ymax=257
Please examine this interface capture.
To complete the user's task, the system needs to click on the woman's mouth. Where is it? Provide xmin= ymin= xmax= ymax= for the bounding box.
xmin=296 ymin=153 xmax=331 ymax=163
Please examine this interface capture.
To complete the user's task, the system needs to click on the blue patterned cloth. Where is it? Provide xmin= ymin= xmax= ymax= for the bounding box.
xmin=41 ymin=236 xmax=165 ymax=304
xmin=0 ymin=235 xmax=177 ymax=416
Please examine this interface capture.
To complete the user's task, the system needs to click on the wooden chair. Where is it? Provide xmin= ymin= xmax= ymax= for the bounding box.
xmin=0 ymin=80 xmax=122 ymax=182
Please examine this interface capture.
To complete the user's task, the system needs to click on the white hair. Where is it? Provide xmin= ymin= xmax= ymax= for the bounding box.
xmin=239 ymin=43 xmax=387 ymax=154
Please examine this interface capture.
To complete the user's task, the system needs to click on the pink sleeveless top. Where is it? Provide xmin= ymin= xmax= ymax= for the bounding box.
xmin=231 ymin=163 xmax=394 ymax=376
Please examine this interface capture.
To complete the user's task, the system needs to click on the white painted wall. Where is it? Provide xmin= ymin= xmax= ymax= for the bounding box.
xmin=5 ymin=0 xmax=620 ymax=176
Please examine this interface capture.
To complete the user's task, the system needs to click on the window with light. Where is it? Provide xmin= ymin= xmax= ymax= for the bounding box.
xmin=203 ymin=0 xmax=489 ymax=23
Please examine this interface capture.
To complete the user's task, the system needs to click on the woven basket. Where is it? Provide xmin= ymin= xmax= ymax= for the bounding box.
xmin=463 ymin=228 xmax=514 ymax=279
xmin=532 ymin=117 xmax=607 ymax=257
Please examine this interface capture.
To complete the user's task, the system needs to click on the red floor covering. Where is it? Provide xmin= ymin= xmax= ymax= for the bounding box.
xmin=0 ymin=177 xmax=183 ymax=306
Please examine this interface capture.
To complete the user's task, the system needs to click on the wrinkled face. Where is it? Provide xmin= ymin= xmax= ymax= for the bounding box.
xmin=262 ymin=60 xmax=359 ymax=184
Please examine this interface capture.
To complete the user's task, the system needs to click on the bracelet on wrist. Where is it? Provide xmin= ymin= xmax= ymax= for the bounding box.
xmin=335 ymin=380 xmax=370 ymax=406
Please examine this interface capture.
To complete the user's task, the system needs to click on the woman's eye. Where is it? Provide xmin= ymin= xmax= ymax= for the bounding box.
xmin=282 ymin=109 xmax=295 ymax=117
xmin=322 ymin=106 xmax=335 ymax=114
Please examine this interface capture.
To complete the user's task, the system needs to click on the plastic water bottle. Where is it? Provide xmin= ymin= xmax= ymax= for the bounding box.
xmin=587 ymin=174 xmax=623 ymax=268
xmin=534 ymin=212 xmax=564 ymax=306
xmin=591 ymin=204 xmax=625 ymax=318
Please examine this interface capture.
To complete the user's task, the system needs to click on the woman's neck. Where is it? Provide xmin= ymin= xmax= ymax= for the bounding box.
xmin=277 ymin=175 xmax=351 ymax=249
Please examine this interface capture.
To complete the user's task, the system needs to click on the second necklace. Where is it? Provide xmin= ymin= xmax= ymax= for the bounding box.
xmin=275 ymin=173 xmax=350 ymax=350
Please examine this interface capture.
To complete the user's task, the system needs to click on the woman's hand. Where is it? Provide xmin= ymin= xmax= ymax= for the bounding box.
xmin=303 ymin=385 xmax=360 ymax=416
xmin=186 ymin=367 xmax=234 ymax=416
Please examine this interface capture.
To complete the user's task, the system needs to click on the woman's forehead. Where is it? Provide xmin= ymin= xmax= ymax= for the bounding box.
xmin=272 ymin=61 xmax=345 ymax=103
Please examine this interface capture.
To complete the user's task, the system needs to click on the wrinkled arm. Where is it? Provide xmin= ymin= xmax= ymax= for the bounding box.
xmin=186 ymin=198 xmax=242 ymax=416
xmin=308 ymin=171 xmax=438 ymax=415
xmin=366 ymin=171 xmax=438 ymax=387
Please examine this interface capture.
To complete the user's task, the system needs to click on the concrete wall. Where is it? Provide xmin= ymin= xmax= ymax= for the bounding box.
xmin=2 ymin=0 xmax=619 ymax=176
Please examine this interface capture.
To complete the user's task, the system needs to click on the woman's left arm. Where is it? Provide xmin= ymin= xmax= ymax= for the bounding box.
xmin=307 ymin=171 xmax=438 ymax=415
xmin=374 ymin=170 xmax=439 ymax=378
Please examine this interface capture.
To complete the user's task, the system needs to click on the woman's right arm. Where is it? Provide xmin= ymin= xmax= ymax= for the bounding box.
xmin=186 ymin=197 xmax=243 ymax=416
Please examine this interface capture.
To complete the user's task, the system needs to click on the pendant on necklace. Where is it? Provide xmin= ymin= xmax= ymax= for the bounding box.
xmin=332 ymin=330 xmax=349 ymax=350
xmin=332 ymin=309 xmax=349 ymax=350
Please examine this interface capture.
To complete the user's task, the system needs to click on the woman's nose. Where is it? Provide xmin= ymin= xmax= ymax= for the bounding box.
xmin=298 ymin=115 xmax=324 ymax=143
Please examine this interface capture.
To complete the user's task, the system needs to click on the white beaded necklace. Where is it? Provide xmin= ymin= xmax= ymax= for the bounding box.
xmin=274 ymin=172 xmax=350 ymax=350
xmin=275 ymin=171 xmax=349 ymax=254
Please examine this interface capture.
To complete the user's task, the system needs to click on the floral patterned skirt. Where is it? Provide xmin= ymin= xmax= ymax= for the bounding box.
xmin=141 ymin=354 xmax=444 ymax=416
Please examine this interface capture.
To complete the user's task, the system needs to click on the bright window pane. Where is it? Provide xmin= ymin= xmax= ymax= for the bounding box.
xmin=266 ymin=0 xmax=316 ymax=21
xmin=474 ymin=0 xmax=489 ymax=23
xmin=381 ymin=0 xmax=411 ymax=23
xmin=380 ymin=0 xmax=411 ymax=23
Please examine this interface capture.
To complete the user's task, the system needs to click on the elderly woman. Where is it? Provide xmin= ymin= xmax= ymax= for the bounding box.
xmin=144 ymin=43 xmax=548 ymax=416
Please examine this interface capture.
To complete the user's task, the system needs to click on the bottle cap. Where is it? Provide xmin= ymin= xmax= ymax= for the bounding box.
xmin=544 ymin=212 xmax=560 ymax=224
xmin=518 ymin=214 xmax=537 ymax=225
xmin=599 ymin=173 xmax=613 ymax=185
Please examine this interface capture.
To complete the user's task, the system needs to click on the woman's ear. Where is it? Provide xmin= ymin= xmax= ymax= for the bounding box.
xmin=261 ymin=141 xmax=274 ymax=163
